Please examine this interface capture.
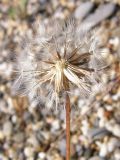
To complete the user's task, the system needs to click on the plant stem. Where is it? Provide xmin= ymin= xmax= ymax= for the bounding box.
xmin=65 ymin=93 xmax=71 ymax=160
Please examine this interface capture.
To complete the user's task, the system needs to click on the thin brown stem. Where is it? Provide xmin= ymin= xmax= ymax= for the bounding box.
xmin=65 ymin=93 xmax=71 ymax=160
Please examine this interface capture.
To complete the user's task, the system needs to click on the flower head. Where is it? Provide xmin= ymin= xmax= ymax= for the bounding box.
xmin=13 ymin=19 xmax=107 ymax=109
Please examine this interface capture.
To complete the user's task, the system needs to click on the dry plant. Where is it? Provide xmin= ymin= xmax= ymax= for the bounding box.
xmin=13 ymin=19 xmax=107 ymax=160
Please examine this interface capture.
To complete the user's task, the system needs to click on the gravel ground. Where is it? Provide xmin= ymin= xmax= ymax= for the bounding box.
xmin=0 ymin=0 xmax=120 ymax=160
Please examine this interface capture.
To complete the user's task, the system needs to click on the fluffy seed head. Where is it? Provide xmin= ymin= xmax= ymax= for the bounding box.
xmin=13 ymin=19 xmax=107 ymax=109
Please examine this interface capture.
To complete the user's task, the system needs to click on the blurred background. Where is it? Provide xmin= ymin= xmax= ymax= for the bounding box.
xmin=0 ymin=0 xmax=120 ymax=160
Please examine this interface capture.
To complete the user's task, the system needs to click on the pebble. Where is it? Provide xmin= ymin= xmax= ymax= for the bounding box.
xmin=89 ymin=157 xmax=103 ymax=160
xmin=0 ymin=130 xmax=4 ymax=140
xmin=97 ymin=137 xmax=120 ymax=158
xmin=105 ymin=105 xmax=113 ymax=111
xmin=13 ymin=132 xmax=25 ymax=143
xmin=84 ymin=148 xmax=93 ymax=159
xmin=58 ymin=138 xmax=66 ymax=157
xmin=23 ymin=111 xmax=33 ymax=124
xmin=74 ymin=2 xmax=94 ymax=20
xmin=3 ymin=121 xmax=13 ymax=137
xmin=8 ymin=149 xmax=18 ymax=159
xmin=38 ymin=152 xmax=46 ymax=159
xmin=37 ymin=130 xmax=50 ymax=142
xmin=107 ymin=138 xmax=119 ymax=152
xmin=98 ymin=143 xmax=108 ymax=157
xmin=80 ymin=3 xmax=116 ymax=29
xmin=51 ymin=0 xmax=59 ymax=10
xmin=79 ymin=135 xmax=90 ymax=147
xmin=97 ymin=108 xmax=104 ymax=118
xmin=76 ymin=145 xmax=83 ymax=156
xmin=81 ymin=119 xmax=90 ymax=136
xmin=78 ymin=158 xmax=86 ymax=160
xmin=0 ymin=154 xmax=8 ymax=160
xmin=27 ymin=135 xmax=39 ymax=148
xmin=71 ymin=134 xmax=78 ymax=144
xmin=24 ymin=147 xmax=34 ymax=157
xmin=112 ymin=124 xmax=120 ymax=137
xmin=105 ymin=121 xmax=120 ymax=137
xmin=51 ymin=120 xmax=60 ymax=132
xmin=114 ymin=149 xmax=120 ymax=160
xmin=11 ymin=115 xmax=18 ymax=124
xmin=105 ymin=119 xmax=115 ymax=130
xmin=112 ymin=93 xmax=120 ymax=101
xmin=78 ymin=99 xmax=85 ymax=108
xmin=109 ymin=37 xmax=120 ymax=51
xmin=99 ymin=117 xmax=107 ymax=128
xmin=80 ymin=105 xmax=90 ymax=115
xmin=0 ymin=63 xmax=13 ymax=77
xmin=88 ymin=127 xmax=110 ymax=140
xmin=27 ymin=0 xmax=40 ymax=16
xmin=60 ymin=110 xmax=66 ymax=121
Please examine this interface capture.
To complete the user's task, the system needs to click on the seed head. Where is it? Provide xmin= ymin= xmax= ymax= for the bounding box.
xmin=13 ymin=19 xmax=107 ymax=109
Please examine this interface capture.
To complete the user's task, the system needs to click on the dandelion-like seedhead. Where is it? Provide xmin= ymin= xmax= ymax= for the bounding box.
xmin=13 ymin=19 xmax=107 ymax=109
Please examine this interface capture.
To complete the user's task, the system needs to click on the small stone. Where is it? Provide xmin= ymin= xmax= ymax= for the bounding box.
xmin=18 ymin=152 xmax=25 ymax=160
xmin=78 ymin=99 xmax=85 ymax=108
xmin=81 ymin=120 xmax=90 ymax=136
xmin=37 ymin=130 xmax=50 ymax=142
xmin=81 ymin=105 xmax=89 ymax=115
xmin=27 ymin=0 xmax=39 ymax=16
xmin=39 ymin=0 xmax=48 ymax=5
xmin=74 ymin=2 xmax=94 ymax=20
xmin=13 ymin=132 xmax=25 ymax=143
xmin=99 ymin=118 xmax=107 ymax=128
xmin=97 ymin=108 xmax=104 ymax=118
xmin=38 ymin=152 xmax=46 ymax=159
xmin=3 ymin=121 xmax=13 ymax=137
xmin=89 ymin=156 xmax=102 ymax=160
xmin=51 ymin=0 xmax=59 ymax=10
xmin=60 ymin=110 xmax=65 ymax=121
xmin=27 ymin=135 xmax=39 ymax=148
xmin=0 ymin=154 xmax=8 ymax=160
xmin=105 ymin=105 xmax=113 ymax=111
xmin=23 ymin=111 xmax=33 ymax=124
xmin=71 ymin=135 xmax=78 ymax=144
xmin=76 ymin=145 xmax=83 ymax=156
xmin=99 ymin=143 xmax=108 ymax=157
xmin=84 ymin=148 xmax=93 ymax=159
xmin=0 ymin=131 xmax=4 ymax=140
xmin=58 ymin=138 xmax=66 ymax=157
xmin=112 ymin=124 xmax=120 ymax=137
xmin=79 ymin=158 xmax=86 ymax=160
xmin=0 ymin=63 xmax=13 ymax=77
xmin=105 ymin=120 xmax=115 ymax=131
xmin=103 ymin=94 xmax=113 ymax=104
xmin=112 ymin=94 xmax=120 ymax=101
xmin=51 ymin=120 xmax=60 ymax=132
xmin=108 ymin=138 xmax=119 ymax=152
xmin=114 ymin=149 xmax=120 ymax=160
xmin=88 ymin=127 xmax=110 ymax=140
xmin=109 ymin=37 xmax=119 ymax=51
xmin=80 ymin=3 xmax=116 ymax=30
xmin=11 ymin=115 xmax=18 ymax=123
xmin=27 ymin=158 xmax=34 ymax=160
xmin=24 ymin=147 xmax=34 ymax=157
xmin=8 ymin=149 xmax=17 ymax=159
